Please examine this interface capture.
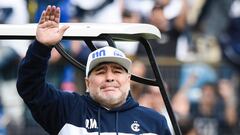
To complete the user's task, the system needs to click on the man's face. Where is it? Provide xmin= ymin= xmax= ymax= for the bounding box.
xmin=85 ymin=62 xmax=131 ymax=109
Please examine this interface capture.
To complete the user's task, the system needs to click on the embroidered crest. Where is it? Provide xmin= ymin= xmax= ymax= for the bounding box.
xmin=131 ymin=121 xmax=140 ymax=132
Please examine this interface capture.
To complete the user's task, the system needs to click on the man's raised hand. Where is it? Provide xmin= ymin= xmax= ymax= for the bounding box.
xmin=36 ymin=5 xmax=69 ymax=46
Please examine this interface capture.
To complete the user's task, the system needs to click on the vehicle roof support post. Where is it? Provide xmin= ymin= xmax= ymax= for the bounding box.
xmin=139 ymin=37 xmax=182 ymax=135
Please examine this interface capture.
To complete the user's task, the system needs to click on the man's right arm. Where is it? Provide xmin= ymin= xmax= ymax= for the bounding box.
xmin=16 ymin=40 xmax=75 ymax=134
xmin=16 ymin=5 xmax=72 ymax=134
xmin=17 ymin=40 xmax=52 ymax=105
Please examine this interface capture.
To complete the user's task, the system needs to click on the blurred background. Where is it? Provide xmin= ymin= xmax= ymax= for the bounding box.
xmin=0 ymin=0 xmax=239 ymax=135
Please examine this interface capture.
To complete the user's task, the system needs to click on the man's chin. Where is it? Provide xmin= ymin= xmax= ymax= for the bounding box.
xmin=101 ymin=94 xmax=121 ymax=103
xmin=103 ymin=90 xmax=118 ymax=96
xmin=103 ymin=94 xmax=120 ymax=101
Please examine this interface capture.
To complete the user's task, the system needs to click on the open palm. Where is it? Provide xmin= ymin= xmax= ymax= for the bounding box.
xmin=36 ymin=5 xmax=69 ymax=46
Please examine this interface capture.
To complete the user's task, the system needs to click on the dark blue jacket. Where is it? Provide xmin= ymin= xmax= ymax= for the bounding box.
xmin=16 ymin=40 xmax=171 ymax=135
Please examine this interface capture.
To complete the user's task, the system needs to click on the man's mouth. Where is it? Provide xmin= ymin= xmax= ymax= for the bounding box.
xmin=101 ymin=85 xmax=118 ymax=92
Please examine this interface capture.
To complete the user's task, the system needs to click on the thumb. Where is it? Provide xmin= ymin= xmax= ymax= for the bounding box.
xmin=59 ymin=25 xmax=70 ymax=36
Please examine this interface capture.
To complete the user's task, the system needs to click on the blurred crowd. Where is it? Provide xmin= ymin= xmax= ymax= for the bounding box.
xmin=0 ymin=0 xmax=240 ymax=135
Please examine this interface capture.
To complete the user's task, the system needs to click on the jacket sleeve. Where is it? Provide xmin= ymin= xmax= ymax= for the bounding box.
xmin=16 ymin=40 xmax=78 ymax=134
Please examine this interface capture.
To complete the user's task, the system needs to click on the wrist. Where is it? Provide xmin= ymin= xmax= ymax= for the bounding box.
xmin=29 ymin=40 xmax=53 ymax=59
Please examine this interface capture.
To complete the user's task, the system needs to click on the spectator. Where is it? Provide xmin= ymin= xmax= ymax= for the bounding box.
xmin=178 ymin=63 xmax=217 ymax=103
xmin=115 ymin=9 xmax=141 ymax=56
xmin=217 ymin=79 xmax=238 ymax=135
xmin=190 ymin=82 xmax=220 ymax=135
xmin=190 ymin=81 xmax=238 ymax=135
xmin=219 ymin=0 xmax=240 ymax=68
xmin=137 ymin=0 xmax=187 ymax=57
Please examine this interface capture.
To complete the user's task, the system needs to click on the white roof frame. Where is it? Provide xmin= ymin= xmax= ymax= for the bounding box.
xmin=0 ymin=23 xmax=161 ymax=40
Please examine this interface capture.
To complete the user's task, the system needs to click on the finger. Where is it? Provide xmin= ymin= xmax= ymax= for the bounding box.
xmin=54 ymin=7 xmax=61 ymax=23
xmin=45 ymin=5 xmax=51 ymax=21
xmin=38 ymin=10 xmax=46 ymax=24
xmin=59 ymin=25 xmax=70 ymax=36
xmin=50 ymin=6 xmax=56 ymax=21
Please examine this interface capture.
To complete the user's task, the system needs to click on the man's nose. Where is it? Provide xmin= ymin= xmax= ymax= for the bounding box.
xmin=105 ymin=71 xmax=115 ymax=82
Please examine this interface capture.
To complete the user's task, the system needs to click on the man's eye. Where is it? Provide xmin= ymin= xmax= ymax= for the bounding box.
xmin=114 ymin=70 xmax=123 ymax=73
xmin=97 ymin=72 xmax=104 ymax=74
xmin=95 ymin=70 xmax=105 ymax=74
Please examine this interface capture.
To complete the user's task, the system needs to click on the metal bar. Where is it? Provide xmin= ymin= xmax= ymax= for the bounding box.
xmin=139 ymin=37 xmax=182 ymax=135
xmin=130 ymin=75 xmax=158 ymax=86
xmin=0 ymin=36 xmax=35 ymax=39
xmin=99 ymin=34 xmax=116 ymax=47
xmin=55 ymin=43 xmax=86 ymax=72
xmin=84 ymin=39 xmax=97 ymax=51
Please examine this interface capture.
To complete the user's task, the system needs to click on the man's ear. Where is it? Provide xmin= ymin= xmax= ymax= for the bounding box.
xmin=127 ymin=73 xmax=131 ymax=81
xmin=85 ymin=77 xmax=89 ymax=89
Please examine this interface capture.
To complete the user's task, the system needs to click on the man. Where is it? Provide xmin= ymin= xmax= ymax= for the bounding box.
xmin=16 ymin=5 xmax=171 ymax=135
